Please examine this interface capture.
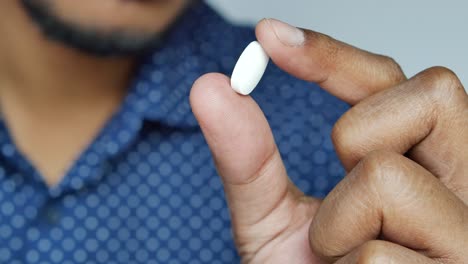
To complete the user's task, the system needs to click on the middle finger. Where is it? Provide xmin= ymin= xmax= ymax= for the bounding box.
xmin=331 ymin=67 xmax=468 ymax=200
xmin=309 ymin=150 xmax=468 ymax=263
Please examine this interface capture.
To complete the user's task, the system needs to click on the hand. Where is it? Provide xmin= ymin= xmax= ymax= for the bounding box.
xmin=190 ymin=19 xmax=468 ymax=263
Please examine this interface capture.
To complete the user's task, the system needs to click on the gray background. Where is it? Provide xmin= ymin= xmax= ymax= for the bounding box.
xmin=206 ymin=0 xmax=468 ymax=91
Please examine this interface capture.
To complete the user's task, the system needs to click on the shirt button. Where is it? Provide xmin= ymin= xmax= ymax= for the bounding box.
xmin=45 ymin=206 xmax=61 ymax=225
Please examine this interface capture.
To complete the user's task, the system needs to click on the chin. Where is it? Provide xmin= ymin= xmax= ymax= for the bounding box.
xmin=20 ymin=0 xmax=188 ymax=56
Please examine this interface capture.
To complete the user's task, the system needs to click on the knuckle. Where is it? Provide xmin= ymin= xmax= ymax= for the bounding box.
xmin=378 ymin=55 xmax=406 ymax=84
xmin=419 ymin=66 xmax=465 ymax=100
xmin=359 ymin=150 xmax=397 ymax=175
xmin=331 ymin=117 xmax=349 ymax=152
xmin=381 ymin=55 xmax=399 ymax=69
xmin=309 ymin=235 xmax=335 ymax=262
xmin=356 ymin=241 xmax=393 ymax=264
xmin=357 ymin=151 xmax=422 ymax=203
xmin=357 ymin=150 xmax=405 ymax=189
xmin=331 ymin=115 xmax=362 ymax=166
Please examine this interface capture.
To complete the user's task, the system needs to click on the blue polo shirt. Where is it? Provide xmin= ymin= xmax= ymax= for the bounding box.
xmin=0 ymin=2 xmax=348 ymax=263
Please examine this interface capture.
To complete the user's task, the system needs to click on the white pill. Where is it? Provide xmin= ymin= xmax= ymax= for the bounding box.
xmin=231 ymin=41 xmax=269 ymax=95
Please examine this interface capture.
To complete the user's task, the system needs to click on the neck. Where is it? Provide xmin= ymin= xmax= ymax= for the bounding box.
xmin=0 ymin=1 xmax=136 ymax=185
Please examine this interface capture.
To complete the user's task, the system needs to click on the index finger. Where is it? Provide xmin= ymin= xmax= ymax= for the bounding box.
xmin=256 ymin=19 xmax=407 ymax=105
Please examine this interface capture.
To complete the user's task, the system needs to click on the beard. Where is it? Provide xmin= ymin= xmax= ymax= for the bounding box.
xmin=20 ymin=0 xmax=165 ymax=57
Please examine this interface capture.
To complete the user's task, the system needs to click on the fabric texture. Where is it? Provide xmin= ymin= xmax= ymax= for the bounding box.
xmin=0 ymin=2 xmax=348 ymax=263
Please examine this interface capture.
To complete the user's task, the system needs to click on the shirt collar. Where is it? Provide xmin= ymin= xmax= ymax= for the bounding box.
xmin=123 ymin=1 xmax=249 ymax=128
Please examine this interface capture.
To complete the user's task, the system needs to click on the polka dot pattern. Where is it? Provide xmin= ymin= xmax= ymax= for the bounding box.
xmin=0 ymin=2 xmax=348 ymax=263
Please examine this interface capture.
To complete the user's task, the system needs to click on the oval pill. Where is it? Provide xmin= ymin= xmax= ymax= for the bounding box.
xmin=231 ymin=41 xmax=269 ymax=95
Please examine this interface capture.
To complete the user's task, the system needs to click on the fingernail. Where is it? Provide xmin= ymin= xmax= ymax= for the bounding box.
xmin=266 ymin=18 xmax=305 ymax=47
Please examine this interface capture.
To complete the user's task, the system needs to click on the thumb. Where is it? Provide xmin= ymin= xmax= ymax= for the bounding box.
xmin=190 ymin=73 xmax=313 ymax=238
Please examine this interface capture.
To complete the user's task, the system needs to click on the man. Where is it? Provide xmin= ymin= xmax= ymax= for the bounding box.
xmin=0 ymin=0 xmax=466 ymax=263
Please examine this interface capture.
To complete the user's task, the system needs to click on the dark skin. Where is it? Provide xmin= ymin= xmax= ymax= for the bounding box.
xmin=190 ymin=19 xmax=468 ymax=263
xmin=0 ymin=0 xmax=466 ymax=262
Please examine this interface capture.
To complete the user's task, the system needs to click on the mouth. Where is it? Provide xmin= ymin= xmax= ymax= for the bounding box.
xmin=121 ymin=0 xmax=163 ymax=2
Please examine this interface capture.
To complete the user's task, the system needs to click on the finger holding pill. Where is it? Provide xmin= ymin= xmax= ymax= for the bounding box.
xmin=231 ymin=41 xmax=270 ymax=95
